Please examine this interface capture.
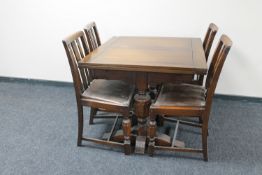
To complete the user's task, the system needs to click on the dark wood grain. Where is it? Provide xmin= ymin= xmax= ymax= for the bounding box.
xmin=79 ymin=37 xmax=207 ymax=74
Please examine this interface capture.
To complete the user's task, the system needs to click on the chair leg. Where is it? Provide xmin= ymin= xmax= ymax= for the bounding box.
xmin=77 ymin=105 xmax=84 ymax=146
xmin=89 ymin=107 xmax=97 ymax=125
xmin=148 ymin=115 xmax=156 ymax=156
xmin=202 ymin=123 xmax=208 ymax=161
xmin=122 ymin=117 xmax=131 ymax=155
xmin=199 ymin=116 xmax=209 ymax=136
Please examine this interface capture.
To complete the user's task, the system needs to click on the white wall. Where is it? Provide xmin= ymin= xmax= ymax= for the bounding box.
xmin=0 ymin=0 xmax=262 ymax=97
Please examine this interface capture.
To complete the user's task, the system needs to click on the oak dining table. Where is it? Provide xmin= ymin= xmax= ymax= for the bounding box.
xmin=78 ymin=36 xmax=207 ymax=154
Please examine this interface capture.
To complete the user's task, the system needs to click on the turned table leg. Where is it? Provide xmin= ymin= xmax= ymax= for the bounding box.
xmin=134 ymin=93 xmax=151 ymax=136
xmin=134 ymin=72 xmax=151 ymax=154
xmin=122 ymin=116 xmax=131 ymax=155
xmin=148 ymin=114 xmax=156 ymax=156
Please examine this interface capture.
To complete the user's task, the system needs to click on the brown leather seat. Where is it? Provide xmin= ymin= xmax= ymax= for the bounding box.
xmin=153 ymin=83 xmax=206 ymax=107
xmin=82 ymin=79 xmax=134 ymax=106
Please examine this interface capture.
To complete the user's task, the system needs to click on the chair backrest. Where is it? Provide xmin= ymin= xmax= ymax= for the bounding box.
xmin=62 ymin=31 xmax=91 ymax=101
xmin=84 ymin=22 xmax=101 ymax=52
xmin=205 ymin=34 xmax=232 ymax=113
xmin=203 ymin=23 xmax=218 ymax=61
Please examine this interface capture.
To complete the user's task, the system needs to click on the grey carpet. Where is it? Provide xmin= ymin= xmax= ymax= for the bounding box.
xmin=0 ymin=81 xmax=261 ymax=175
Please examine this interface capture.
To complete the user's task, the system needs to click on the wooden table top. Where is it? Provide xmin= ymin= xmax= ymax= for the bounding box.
xmin=79 ymin=36 xmax=207 ymax=74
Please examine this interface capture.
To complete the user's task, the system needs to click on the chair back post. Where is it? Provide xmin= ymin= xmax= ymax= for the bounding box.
xmin=93 ymin=23 xmax=101 ymax=46
xmin=204 ymin=35 xmax=232 ymax=119
xmin=203 ymin=23 xmax=218 ymax=61
xmin=62 ymin=31 xmax=90 ymax=102
xmin=84 ymin=22 xmax=101 ymax=52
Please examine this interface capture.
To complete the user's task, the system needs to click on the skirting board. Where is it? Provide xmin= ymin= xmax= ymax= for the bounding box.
xmin=0 ymin=76 xmax=261 ymax=103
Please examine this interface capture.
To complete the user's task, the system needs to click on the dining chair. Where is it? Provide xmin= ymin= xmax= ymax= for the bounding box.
xmin=84 ymin=22 xmax=101 ymax=52
xmin=195 ymin=23 xmax=219 ymax=85
xmin=62 ymin=31 xmax=135 ymax=155
xmin=193 ymin=23 xmax=219 ymax=124
xmin=83 ymin=22 xmax=103 ymax=124
xmin=203 ymin=23 xmax=219 ymax=60
xmin=150 ymin=23 xmax=218 ymax=101
xmin=148 ymin=34 xmax=232 ymax=161
xmin=155 ymin=23 xmax=219 ymax=126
